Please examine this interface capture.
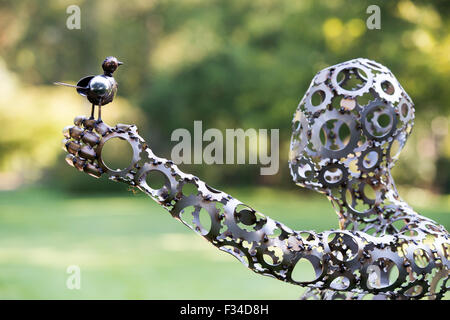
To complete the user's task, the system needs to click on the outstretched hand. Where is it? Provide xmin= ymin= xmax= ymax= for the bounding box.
xmin=62 ymin=116 xmax=144 ymax=181
xmin=61 ymin=115 xmax=195 ymax=205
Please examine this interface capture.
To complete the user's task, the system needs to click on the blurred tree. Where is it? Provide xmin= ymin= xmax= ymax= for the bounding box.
xmin=0 ymin=0 xmax=449 ymax=192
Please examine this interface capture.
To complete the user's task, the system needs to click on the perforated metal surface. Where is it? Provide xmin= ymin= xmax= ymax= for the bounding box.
xmin=62 ymin=58 xmax=449 ymax=299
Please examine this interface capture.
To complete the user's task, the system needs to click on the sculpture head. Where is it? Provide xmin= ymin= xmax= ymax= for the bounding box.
xmin=289 ymin=58 xmax=415 ymax=197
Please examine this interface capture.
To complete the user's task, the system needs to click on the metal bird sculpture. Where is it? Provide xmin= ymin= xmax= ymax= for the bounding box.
xmin=54 ymin=56 xmax=123 ymax=121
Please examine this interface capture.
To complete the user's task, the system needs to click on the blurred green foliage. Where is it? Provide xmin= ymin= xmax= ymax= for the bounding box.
xmin=0 ymin=0 xmax=449 ymax=192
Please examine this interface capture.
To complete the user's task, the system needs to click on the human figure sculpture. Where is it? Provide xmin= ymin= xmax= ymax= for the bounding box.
xmin=61 ymin=58 xmax=449 ymax=299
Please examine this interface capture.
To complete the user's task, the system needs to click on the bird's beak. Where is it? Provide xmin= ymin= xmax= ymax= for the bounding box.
xmin=118 ymin=61 xmax=124 ymax=66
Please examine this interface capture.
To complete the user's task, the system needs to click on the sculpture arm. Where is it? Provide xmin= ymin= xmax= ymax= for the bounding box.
xmin=62 ymin=116 xmax=449 ymax=299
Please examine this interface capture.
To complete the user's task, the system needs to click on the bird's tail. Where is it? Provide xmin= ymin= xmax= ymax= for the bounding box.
xmin=53 ymin=82 xmax=87 ymax=89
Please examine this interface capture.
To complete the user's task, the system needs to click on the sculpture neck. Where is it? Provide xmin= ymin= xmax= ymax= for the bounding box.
xmin=327 ymin=167 xmax=413 ymax=231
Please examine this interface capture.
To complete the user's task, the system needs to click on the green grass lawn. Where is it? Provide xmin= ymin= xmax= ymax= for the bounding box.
xmin=0 ymin=186 xmax=448 ymax=299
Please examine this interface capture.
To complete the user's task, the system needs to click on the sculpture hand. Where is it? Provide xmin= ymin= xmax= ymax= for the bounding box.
xmin=63 ymin=116 xmax=147 ymax=183
xmin=63 ymin=116 xmax=109 ymax=178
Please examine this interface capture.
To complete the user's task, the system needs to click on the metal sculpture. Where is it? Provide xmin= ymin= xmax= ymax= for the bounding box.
xmin=55 ymin=56 xmax=123 ymax=120
xmin=61 ymin=58 xmax=449 ymax=299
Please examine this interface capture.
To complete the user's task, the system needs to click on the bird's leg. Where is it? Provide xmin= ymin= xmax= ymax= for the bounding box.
xmin=90 ymin=104 xmax=95 ymax=120
xmin=98 ymin=100 xmax=103 ymax=122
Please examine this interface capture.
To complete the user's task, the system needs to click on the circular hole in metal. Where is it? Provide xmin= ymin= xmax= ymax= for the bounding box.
xmin=180 ymin=206 xmax=211 ymax=236
xmin=182 ymin=182 xmax=198 ymax=197
xmin=363 ymin=184 xmax=376 ymax=201
xmin=381 ymin=80 xmax=395 ymax=95
xmin=198 ymin=208 xmax=212 ymax=236
xmin=377 ymin=113 xmax=391 ymax=128
xmin=297 ymin=162 xmax=314 ymax=179
xmin=145 ymin=170 xmax=167 ymax=190
xmin=363 ymin=151 xmax=378 ymax=168
xmin=401 ymin=103 xmax=409 ymax=118
xmin=291 ymin=258 xmax=320 ymax=283
xmin=321 ymin=120 xmax=351 ymax=151
xmin=345 ymin=187 xmax=372 ymax=214
xmin=235 ymin=205 xmax=265 ymax=231
xmin=337 ymin=68 xmax=367 ymax=91
xmin=366 ymin=258 xmax=399 ymax=289
xmin=413 ymin=248 xmax=430 ymax=269
xmin=338 ymin=121 xmax=351 ymax=145
xmin=404 ymin=285 xmax=423 ymax=297
xmin=389 ymin=139 xmax=402 ymax=160
xmin=319 ymin=126 xmax=327 ymax=146
xmin=365 ymin=105 xmax=394 ymax=137
xmin=311 ymin=90 xmax=325 ymax=106
xmin=330 ymin=276 xmax=350 ymax=290
xmin=237 ymin=209 xmax=257 ymax=226
xmin=101 ymin=137 xmax=133 ymax=171
xmin=324 ymin=167 xmax=343 ymax=184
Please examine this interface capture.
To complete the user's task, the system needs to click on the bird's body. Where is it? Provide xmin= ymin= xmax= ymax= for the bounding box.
xmin=54 ymin=56 xmax=122 ymax=120
xmin=78 ymin=75 xmax=117 ymax=106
